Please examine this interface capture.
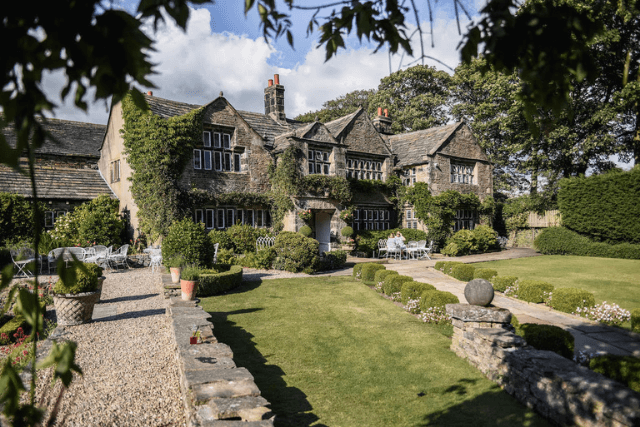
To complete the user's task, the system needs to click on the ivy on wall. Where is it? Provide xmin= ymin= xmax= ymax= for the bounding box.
xmin=268 ymin=146 xmax=301 ymax=231
xmin=121 ymin=93 xmax=205 ymax=239
xmin=188 ymin=188 xmax=271 ymax=208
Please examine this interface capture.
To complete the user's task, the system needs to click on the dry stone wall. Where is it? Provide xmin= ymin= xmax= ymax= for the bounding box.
xmin=446 ymin=304 xmax=640 ymax=426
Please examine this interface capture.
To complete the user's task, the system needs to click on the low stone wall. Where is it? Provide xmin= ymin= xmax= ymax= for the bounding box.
xmin=446 ymin=303 xmax=640 ymax=426
xmin=127 ymin=254 xmax=151 ymax=268
xmin=166 ymin=290 xmax=274 ymax=426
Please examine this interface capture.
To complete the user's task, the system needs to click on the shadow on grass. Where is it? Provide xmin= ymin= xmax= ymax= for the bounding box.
xmin=206 ymin=281 xmax=326 ymax=427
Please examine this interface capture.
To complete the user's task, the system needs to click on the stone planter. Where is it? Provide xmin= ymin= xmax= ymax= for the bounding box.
xmin=180 ymin=279 xmax=198 ymax=301
xmin=170 ymin=267 xmax=181 ymax=283
xmin=341 ymin=244 xmax=355 ymax=252
xmin=53 ymin=291 xmax=100 ymax=326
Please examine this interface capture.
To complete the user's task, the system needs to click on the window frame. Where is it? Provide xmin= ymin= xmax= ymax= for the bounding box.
xmin=193 ymin=149 xmax=202 ymax=170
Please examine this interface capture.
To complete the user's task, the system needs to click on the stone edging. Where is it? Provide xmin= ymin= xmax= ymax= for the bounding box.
xmin=163 ymin=279 xmax=274 ymax=426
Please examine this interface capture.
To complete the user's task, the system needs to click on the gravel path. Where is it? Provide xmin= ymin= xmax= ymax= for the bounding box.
xmin=34 ymin=269 xmax=185 ymax=426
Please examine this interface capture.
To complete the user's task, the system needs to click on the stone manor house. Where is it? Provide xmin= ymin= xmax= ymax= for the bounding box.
xmin=2 ymin=74 xmax=492 ymax=252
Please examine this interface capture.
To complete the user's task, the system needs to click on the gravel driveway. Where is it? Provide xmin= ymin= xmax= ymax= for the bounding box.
xmin=34 ymin=269 xmax=185 ymax=426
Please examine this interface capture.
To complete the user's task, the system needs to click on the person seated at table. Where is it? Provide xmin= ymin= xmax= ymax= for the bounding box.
xmin=396 ymin=231 xmax=407 ymax=257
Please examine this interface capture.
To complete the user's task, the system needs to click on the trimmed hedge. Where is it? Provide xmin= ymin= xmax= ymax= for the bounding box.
xmin=632 ymin=309 xmax=640 ymax=333
xmin=517 ymin=280 xmax=554 ymax=304
xmin=434 ymin=261 xmax=446 ymax=272
xmin=383 ymin=275 xmax=413 ymax=296
xmin=361 ymin=263 xmax=387 ymax=283
xmin=317 ymin=250 xmax=348 ymax=271
xmin=272 ymin=231 xmax=320 ymax=273
xmin=53 ymin=267 xmax=98 ymax=294
xmin=442 ymin=261 xmax=463 ymax=275
xmin=197 ymin=265 xmax=243 ymax=297
xmin=515 ymin=323 xmax=574 ymax=359
xmin=534 ymin=227 xmax=640 ymax=259
xmin=589 ymin=355 xmax=640 ymax=393
xmin=401 ymin=281 xmax=436 ymax=305
xmin=450 ymin=264 xmax=475 ymax=282
xmin=419 ymin=290 xmax=459 ymax=311
xmin=353 ymin=263 xmax=365 ymax=279
xmin=163 ymin=218 xmax=213 ymax=268
xmin=491 ymin=276 xmax=518 ymax=293
xmin=558 ymin=168 xmax=640 ymax=244
xmin=374 ymin=269 xmax=398 ymax=286
xmin=474 ymin=268 xmax=497 ymax=281
xmin=549 ymin=288 xmax=596 ymax=314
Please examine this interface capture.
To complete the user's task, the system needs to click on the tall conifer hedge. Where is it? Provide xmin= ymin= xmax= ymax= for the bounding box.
xmin=558 ymin=169 xmax=640 ymax=244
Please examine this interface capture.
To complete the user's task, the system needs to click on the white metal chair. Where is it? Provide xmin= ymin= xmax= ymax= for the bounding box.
xmin=64 ymin=247 xmax=87 ymax=266
xmin=377 ymin=239 xmax=388 ymax=258
xmin=85 ymin=246 xmax=111 ymax=269
xmin=385 ymin=240 xmax=402 ymax=260
xmin=46 ymin=247 xmax=66 ymax=273
xmin=10 ymin=248 xmax=38 ymax=277
xmin=421 ymin=240 xmax=433 ymax=260
xmin=406 ymin=241 xmax=419 ymax=259
xmin=256 ymin=236 xmax=275 ymax=252
xmin=107 ymin=244 xmax=129 ymax=270
xmin=148 ymin=249 xmax=163 ymax=273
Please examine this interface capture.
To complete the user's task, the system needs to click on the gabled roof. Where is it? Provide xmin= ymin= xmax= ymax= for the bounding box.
xmin=236 ymin=110 xmax=298 ymax=146
xmin=3 ymin=117 xmax=106 ymax=157
xmin=144 ymin=94 xmax=201 ymax=118
xmin=0 ymin=165 xmax=114 ymax=200
xmin=389 ymin=122 xmax=462 ymax=167
xmin=324 ymin=109 xmax=361 ymax=139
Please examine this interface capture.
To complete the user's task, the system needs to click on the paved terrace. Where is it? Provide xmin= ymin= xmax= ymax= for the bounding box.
xmin=344 ymin=248 xmax=640 ymax=358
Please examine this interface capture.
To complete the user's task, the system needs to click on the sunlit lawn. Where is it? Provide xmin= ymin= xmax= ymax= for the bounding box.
xmin=473 ymin=255 xmax=640 ymax=312
xmin=199 ymin=276 xmax=550 ymax=427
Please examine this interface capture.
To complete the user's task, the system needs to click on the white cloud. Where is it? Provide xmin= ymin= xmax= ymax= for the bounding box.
xmin=41 ymin=6 xmax=470 ymax=124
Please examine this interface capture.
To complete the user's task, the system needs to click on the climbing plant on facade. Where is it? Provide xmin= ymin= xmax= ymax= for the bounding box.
xmin=121 ymin=93 xmax=204 ymax=239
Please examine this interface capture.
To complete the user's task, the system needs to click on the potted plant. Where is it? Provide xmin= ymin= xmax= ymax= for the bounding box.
xmin=298 ymin=209 xmax=312 ymax=223
xmin=52 ymin=266 xmax=101 ymax=325
xmin=180 ymin=265 xmax=200 ymax=301
xmin=341 ymin=226 xmax=355 ymax=251
xmin=84 ymin=264 xmax=105 ymax=301
xmin=190 ymin=326 xmax=201 ymax=345
xmin=166 ymin=255 xmax=184 ymax=284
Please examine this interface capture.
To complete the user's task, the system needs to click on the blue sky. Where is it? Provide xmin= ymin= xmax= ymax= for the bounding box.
xmin=44 ymin=0 xmax=483 ymax=125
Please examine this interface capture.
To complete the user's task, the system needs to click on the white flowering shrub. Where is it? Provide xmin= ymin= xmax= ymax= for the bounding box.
xmin=418 ymin=307 xmax=451 ymax=324
xmin=390 ymin=291 xmax=402 ymax=302
xmin=574 ymin=302 xmax=631 ymax=327
xmin=504 ymin=285 xmax=518 ymax=298
xmin=404 ymin=298 xmax=421 ymax=314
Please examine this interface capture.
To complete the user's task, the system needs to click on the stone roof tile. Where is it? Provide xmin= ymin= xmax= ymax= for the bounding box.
xmin=389 ymin=122 xmax=461 ymax=167
xmin=0 ymin=166 xmax=114 ymax=200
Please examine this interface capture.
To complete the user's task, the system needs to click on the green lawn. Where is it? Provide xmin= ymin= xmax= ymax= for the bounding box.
xmin=199 ymin=277 xmax=550 ymax=427
xmin=473 ymin=255 xmax=640 ymax=311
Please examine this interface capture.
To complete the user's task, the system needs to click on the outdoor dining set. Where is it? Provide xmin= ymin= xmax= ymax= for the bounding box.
xmin=9 ymin=244 xmax=134 ymax=277
xmin=376 ymin=239 xmax=434 ymax=260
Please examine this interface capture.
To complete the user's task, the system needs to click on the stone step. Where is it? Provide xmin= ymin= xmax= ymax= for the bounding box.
xmin=197 ymin=396 xmax=271 ymax=422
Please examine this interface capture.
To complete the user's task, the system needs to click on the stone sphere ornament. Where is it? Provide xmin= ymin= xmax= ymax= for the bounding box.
xmin=464 ymin=279 xmax=495 ymax=306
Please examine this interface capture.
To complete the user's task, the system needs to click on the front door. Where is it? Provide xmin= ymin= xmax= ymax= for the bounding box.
xmin=315 ymin=212 xmax=331 ymax=254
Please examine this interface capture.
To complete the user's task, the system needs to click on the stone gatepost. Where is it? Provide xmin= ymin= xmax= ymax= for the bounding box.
xmin=446 ymin=303 xmax=526 ymax=382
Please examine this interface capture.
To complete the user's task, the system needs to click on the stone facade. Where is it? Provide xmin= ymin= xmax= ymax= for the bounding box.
xmin=447 ymin=303 xmax=640 ymax=427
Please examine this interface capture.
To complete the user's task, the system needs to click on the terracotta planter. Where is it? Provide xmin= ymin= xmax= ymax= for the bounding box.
xmin=180 ymin=279 xmax=198 ymax=301
xmin=341 ymin=244 xmax=355 ymax=251
xmin=170 ymin=267 xmax=181 ymax=283
xmin=53 ymin=291 xmax=100 ymax=325
xmin=190 ymin=336 xmax=198 ymax=345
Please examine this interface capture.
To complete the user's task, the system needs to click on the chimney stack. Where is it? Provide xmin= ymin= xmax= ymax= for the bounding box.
xmin=264 ymin=74 xmax=286 ymax=122
xmin=373 ymin=106 xmax=393 ymax=135
xmin=147 ymin=91 xmax=153 ymax=96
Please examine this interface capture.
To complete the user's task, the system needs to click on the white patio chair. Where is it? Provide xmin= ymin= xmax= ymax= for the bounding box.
xmin=10 ymin=248 xmax=38 ymax=278
xmin=64 ymin=247 xmax=87 ymax=265
xmin=46 ymin=247 xmax=66 ymax=273
xmin=421 ymin=240 xmax=433 ymax=260
xmin=212 ymin=243 xmax=219 ymax=264
xmin=377 ymin=239 xmax=388 ymax=258
xmin=85 ymin=246 xmax=111 ymax=269
xmin=148 ymin=249 xmax=163 ymax=273
xmin=385 ymin=240 xmax=402 ymax=260
xmin=107 ymin=244 xmax=129 ymax=270
xmin=406 ymin=241 xmax=419 ymax=260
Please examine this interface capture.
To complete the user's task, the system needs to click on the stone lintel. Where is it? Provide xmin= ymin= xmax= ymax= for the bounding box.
xmin=446 ymin=303 xmax=512 ymax=324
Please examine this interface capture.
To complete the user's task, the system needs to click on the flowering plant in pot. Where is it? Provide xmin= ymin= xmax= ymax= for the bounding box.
xmin=165 ymin=255 xmax=185 ymax=283
xmin=339 ymin=206 xmax=355 ymax=222
xmin=340 ymin=226 xmax=355 ymax=251
xmin=180 ymin=265 xmax=200 ymax=301
xmin=298 ymin=209 xmax=312 ymax=222
xmin=52 ymin=266 xmax=100 ymax=325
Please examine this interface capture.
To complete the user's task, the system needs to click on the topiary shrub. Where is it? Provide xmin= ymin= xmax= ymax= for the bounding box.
xmin=353 ymin=263 xmax=365 ymax=279
xmin=299 ymin=225 xmax=312 ymax=238
xmin=401 ymin=281 xmax=436 ymax=305
xmin=225 ymin=224 xmax=264 ymax=254
xmin=444 ymin=229 xmax=477 ymax=256
xmin=474 ymin=268 xmax=498 ymax=281
xmin=317 ymin=250 xmax=347 ymax=271
xmin=216 ymin=248 xmax=237 ymax=265
xmin=374 ymin=269 xmax=398 ymax=287
xmin=515 ymin=323 xmax=574 ymax=359
xmin=589 ymin=355 xmax=640 ymax=393
xmin=473 ymin=225 xmax=498 ymax=252
xmin=341 ymin=226 xmax=354 ymax=239
xmin=517 ymin=280 xmax=554 ymax=303
xmin=434 ymin=261 xmax=446 ymax=272
xmin=197 ymin=265 xmax=243 ymax=297
xmin=442 ymin=261 xmax=463 ymax=275
xmin=53 ymin=267 xmax=98 ymax=294
xmin=383 ymin=275 xmax=413 ymax=296
xmin=419 ymin=290 xmax=459 ymax=311
xmin=632 ymin=309 xmax=640 ymax=333
xmin=272 ymin=231 xmax=319 ymax=273
xmin=549 ymin=288 xmax=596 ymax=314
xmin=450 ymin=264 xmax=475 ymax=282
xmin=491 ymin=276 xmax=518 ymax=293
xmin=84 ymin=263 xmax=103 ymax=278
xmin=162 ymin=218 xmax=213 ymax=268
xmin=441 ymin=242 xmax=461 ymax=257
xmin=361 ymin=263 xmax=386 ymax=284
